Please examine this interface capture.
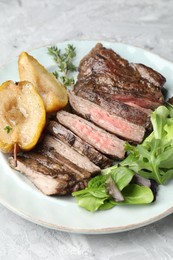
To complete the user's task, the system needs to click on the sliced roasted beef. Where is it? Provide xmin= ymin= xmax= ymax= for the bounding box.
xmin=56 ymin=110 xmax=125 ymax=159
xmin=73 ymin=86 xmax=151 ymax=129
xmin=40 ymin=146 xmax=94 ymax=180
xmin=9 ymin=156 xmax=88 ymax=195
xmin=75 ymin=43 xmax=165 ymax=109
xmin=42 ymin=135 xmax=100 ymax=175
xmin=69 ymin=91 xmax=145 ymax=142
xmin=78 ymin=43 xmax=165 ymax=88
xmin=21 ymin=151 xmax=74 ymax=177
xmin=74 ymin=78 xmax=153 ymax=114
xmin=75 ymin=76 xmax=163 ymax=110
xmin=47 ymin=121 xmax=112 ymax=168
xmin=20 ymin=143 xmax=99 ymax=181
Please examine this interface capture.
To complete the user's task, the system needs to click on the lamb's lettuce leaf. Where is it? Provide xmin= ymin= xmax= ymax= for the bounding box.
xmin=73 ymin=166 xmax=153 ymax=212
xmin=121 ymin=184 xmax=153 ymax=204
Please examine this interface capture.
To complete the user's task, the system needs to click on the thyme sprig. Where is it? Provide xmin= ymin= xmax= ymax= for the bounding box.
xmin=48 ymin=44 xmax=77 ymax=87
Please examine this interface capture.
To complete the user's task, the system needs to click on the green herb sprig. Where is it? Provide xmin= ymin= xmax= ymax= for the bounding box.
xmin=48 ymin=44 xmax=77 ymax=87
xmin=4 ymin=125 xmax=12 ymax=134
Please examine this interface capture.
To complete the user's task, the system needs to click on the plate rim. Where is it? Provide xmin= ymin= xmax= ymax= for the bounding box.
xmin=1 ymin=195 xmax=173 ymax=234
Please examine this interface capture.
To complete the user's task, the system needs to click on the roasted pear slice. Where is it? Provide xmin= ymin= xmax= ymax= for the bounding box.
xmin=18 ymin=52 xmax=68 ymax=113
xmin=0 ymin=80 xmax=46 ymax=153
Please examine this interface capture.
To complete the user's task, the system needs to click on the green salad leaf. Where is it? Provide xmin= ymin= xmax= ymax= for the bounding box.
xmin=103 ymin=166 xmax=134 ymax=191
xmin=121 ymin=104 xmax=173 ymax=184
xmin=73 ymin=175 xmax=109 ymax=212
xmin=72 ymin=166 xmax=153 ymax=212
xmin=121 ymin=184 xmax=154 ymax=204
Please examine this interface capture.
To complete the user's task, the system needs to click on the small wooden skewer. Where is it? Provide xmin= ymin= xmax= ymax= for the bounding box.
xmin=13 ymin=143 xmax=17 ymax=167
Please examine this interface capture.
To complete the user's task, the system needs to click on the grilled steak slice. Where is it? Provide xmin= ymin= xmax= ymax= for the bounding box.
xmin=75 ymin=76 xmax=163 ymax=110
xmin=40 ymin=146 xmax=92 ymax=181
xmin=75 ymin=79 xmax=152 ymax=119
xmin=78 ymin=43 xmax=165 ymax=87
xmin=9 ymin=156 xmax=88 ymax=195
xmin=21 ymin=151 xmax=74 ymax=177
xmin=41 ymin=146 xmax=98 ymax=181
xmin=40 ymin=146 xmax=96 ymax=181
xmin=47 ymin=121 xmax=112 ymax=168
xmin=69 ymin=91 xmax=145 ymax=142
xmin=56 ymin=111 xmax=125 ymax=159
xmin=42 ymin=135 xmax=100 ymax=175
xmin=75 ymin=43 xmax=165 ymax=109
xmin=75 ymin=78 xmax=153 ymax=114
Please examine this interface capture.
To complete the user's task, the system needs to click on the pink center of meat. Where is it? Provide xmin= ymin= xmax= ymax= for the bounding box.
xmin=75 ymin=120 xmax=119 ymax=154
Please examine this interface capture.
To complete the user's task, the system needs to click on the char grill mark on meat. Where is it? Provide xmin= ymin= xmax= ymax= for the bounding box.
xmin=56 ymin=110 xmax=125 ymax=159
xmin=75 ymin=43 xmax=165 ymax=109
xmin=42 ymin=135 xmax=100 ymax=175
xmin=9 ymin=156 xmax=88 ymax=195
xmin=68 ymin=91 xmax=145 ymax=143
xmin=47 ymin=121 xmax=112 ymax=168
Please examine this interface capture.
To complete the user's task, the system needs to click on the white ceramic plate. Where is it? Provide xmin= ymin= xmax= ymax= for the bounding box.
xmin=1 ymin=40 xmax=173 ymax=234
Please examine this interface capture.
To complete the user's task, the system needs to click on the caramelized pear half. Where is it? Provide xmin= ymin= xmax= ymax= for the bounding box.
xmin=0 ymin=80 xmax=46 ymax=153
xmin=18 ymin=52 xmax=68 ymax=113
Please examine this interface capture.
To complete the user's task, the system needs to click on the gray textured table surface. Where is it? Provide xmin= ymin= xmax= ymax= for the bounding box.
xmin=1 ymin=0 xmax=173 ymax=259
